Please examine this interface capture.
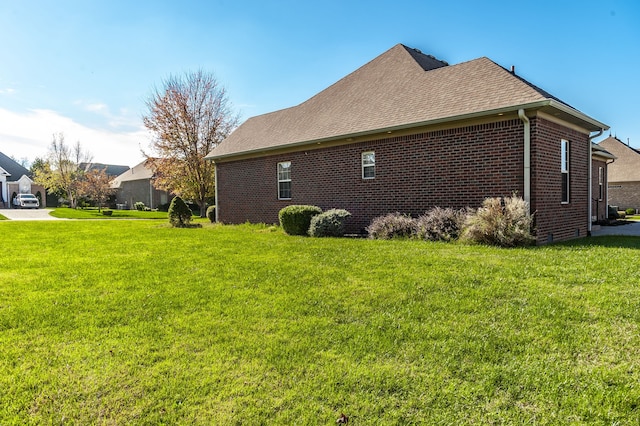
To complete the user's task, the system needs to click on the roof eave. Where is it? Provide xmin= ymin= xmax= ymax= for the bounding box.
xmin=207 ymin=100 xmax=609 ymax=161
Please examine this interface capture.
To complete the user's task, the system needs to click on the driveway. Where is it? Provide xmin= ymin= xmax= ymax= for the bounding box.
xmin=591 ymin=221 xmax=640 ymax=237
xmin=0 ymin=208 xmax=65 ymax=220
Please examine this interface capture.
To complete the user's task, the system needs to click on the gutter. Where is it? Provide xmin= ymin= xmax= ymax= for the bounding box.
xmin=588 ymin=129 xmax=604 ymax=234
xmin=518 ymin=109 xmax=531 ymax=208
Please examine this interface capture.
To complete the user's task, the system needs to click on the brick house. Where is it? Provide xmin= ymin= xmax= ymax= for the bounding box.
xmin=110 ymin=160 xmax=172 ymax=209
xmin=206 ymin=44 xmax=609 ymax=244
xmin=597 ymin=135 xmax=640 ymax=213
xmin=591 ymin=142 xmax=616 ymax=222
xmin=0 ymin=151 xmax=47 ymax=209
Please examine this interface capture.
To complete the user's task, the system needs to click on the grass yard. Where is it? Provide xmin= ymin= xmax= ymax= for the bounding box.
xmin=1 ymin=221 xmax=640 ymax=424
xmin=50 ymin=207 xmax=169 ymax=219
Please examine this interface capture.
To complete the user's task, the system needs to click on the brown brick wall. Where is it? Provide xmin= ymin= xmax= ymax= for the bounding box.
xmin=217 ymin=117 xmax=590 ymax=244
xmin=529 ymin=117 xmax=589 ymax=242
xmin=608 ymin=182 xmax=640 ymax=212
xmin=591 ymin=159 xmax=608 ymax=222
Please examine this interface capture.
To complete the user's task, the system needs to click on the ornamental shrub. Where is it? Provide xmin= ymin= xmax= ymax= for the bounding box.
xmin=308 ymin=209 xmax=351 ymax=237
xmin=415 ymin=207 xmax=467 ymax=242
xmin=460 ymin=194 xmax=535 ymax=247
xmin=135 ymin=201 xmax=146 ymax=211
xmin=366 ymin=212 xmax=416 ymax=239
xmin=278 ymin=205 xmax=322 ymax=235
xmin=625 ymin=208 xmax=636 ymax=216
xmin=206 ymin=205 xmax=216 ymax=223
xmin=168 ymin=196 xmax=192 ymax=228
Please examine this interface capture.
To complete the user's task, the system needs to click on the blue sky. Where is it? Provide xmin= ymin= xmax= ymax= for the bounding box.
xmin=1 ymin=0 xmax=638 ymax=166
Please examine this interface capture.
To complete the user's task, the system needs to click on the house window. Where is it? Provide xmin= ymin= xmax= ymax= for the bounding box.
xmin=278 ymin=161 xmax=291 ymax=200
xmin=362 ymin=151 xmax=375 ymax=179
xmin=561 ymin=139 xmax=569 ymax=203
xmin=598 ymin=166 xmax=604 ymax=201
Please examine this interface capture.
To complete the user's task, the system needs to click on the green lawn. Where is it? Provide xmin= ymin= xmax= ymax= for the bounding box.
xmin=50 ymin=207 xmax=169 ymax=219
xmin=1 ymin=221 xmax=640 ymax=424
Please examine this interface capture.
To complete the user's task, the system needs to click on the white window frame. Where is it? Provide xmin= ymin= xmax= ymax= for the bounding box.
xmin=277 ymin=161 xmax=291 ymax=200
xmin=362 ymin=151 xmax=375 ymax=179
xmin=561 ymin=139 xmax=569 ymax=204
xmin=598 ymin=166 xmax=604 ymax=201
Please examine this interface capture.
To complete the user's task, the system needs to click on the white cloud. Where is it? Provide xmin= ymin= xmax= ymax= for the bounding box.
xmin=0 ymin=108 xmax=149 ymax=166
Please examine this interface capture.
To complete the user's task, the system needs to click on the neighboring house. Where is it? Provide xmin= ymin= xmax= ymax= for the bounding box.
xmin=0 ymin=152 xmax=46 ymax=209
xmin=110 ymin=160 xmax=172 ymax=209
xmin=597 ymin=135 xmax=640 ymax=212
xmin=206 ymin=44 xmax=609 ymax=244
xmin=591 ymin=142 xmax=616 ymax=222
xmin=81 ymin=163 xmax=130 ymax=178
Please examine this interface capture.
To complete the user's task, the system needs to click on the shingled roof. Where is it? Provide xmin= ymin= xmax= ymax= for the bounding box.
xmin=207 ymin=44 xmax=607 ymax=160
xmin=0 ymin=151 xmax=31 ymax=181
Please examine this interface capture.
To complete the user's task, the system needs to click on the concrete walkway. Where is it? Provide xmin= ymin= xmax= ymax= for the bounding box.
xmin=591 ymin=221 xmax=640 ymax=237
xmin=0 ymin=208 xmax=65 ymax=220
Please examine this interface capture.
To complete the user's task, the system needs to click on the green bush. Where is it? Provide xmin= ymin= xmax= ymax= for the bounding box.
xmin=415 ymin=207 xmax=467 ymax=242
xmin=206 ymin=206 xmax=216 ymax=223
xmin=460 ymin=195 xmax=535 ymax=247
xmin=168 ymin=196 xmax=192 ymax=228
xmin=278 ymin=205 xmax=322 ymax=236
xmin=366 ymin=212 xmax=416 ymax=240
xmin=308 ymin=209 xmax=351 ymax=237
xmin=625 ymin=208 xmax=636 ymax=216
xmin=135 ymin=201 xmax=146 ymax=211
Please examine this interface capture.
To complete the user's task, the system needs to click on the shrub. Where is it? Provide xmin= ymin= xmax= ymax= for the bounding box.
xmin=135 ymin=201 xmax=146 ymax=211
xmin=168 ymin=196 xmax=192 ymax=228
xmin=608 ymin=206 xmax=619 ymax=219
xmin=206 ymin=206 xmax=216 ymax=223
xmin=278 ymin=205 xmax=322 ymax=235
xmin=157 ymin=202 xmax=171 ymax=212
xmin=308 ymin=209 xmax=351 ymax=237
xmin=461 ymin=195 xmax=535 ymax=247
xmin=366 ymin=212 xmax=416 ymax=240
xmin=625 ymin=208 xmax=636 ymax=216
xmin=415 ymin=207 xmax=467 ymax=242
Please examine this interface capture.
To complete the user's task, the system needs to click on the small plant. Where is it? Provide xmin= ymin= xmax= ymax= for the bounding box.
xmin=308 ymin=209 xmax=351 ymax=237
xmin=625 ymin=208 xmax=636 ymax=216
xmin=279 ymin=205 xmax=322 ymax=235
xmin=135 ymin=201 xmax=146 ymax=211
xmin=460 ymin=194 xmax=535 ymax=247
xmin=366 ymin=212 xmax=416 ymax=239
xmin=168 ymin=196 xmax=192 ymax=228
xmin=206 ymin=205 xmax=216 ymax=223
xmin=415 ymin=207 xmax=467 ymax=242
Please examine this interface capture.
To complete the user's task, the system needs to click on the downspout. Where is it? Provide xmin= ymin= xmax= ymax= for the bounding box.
xmin=518 ymin=109 xmax=531 ymax=209
xmin=588 ymin=129 xmax=604 ymax=235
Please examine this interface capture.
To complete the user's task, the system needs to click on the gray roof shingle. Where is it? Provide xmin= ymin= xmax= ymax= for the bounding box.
xmin=207 ymin=44 xmax=606 ymax=160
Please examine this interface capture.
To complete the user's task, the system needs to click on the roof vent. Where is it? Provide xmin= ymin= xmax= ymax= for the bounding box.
xmin=510 ymin=65 xmax=515 ymax=74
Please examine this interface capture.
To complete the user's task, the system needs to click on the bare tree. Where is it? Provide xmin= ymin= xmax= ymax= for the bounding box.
xmin=34 ymin=133 xmax=92 ymax=208
xmin=143 ymin=70 xmax=239 ymax=216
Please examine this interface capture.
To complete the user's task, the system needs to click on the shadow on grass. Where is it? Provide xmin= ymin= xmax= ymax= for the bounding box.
xmin=551 ymin=235 xmax=640 ymax=250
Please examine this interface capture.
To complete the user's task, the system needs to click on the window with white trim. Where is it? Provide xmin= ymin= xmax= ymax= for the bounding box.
xmin=598 ymin=166 xmax=604 ymax=201
xmin=561 ymin=139 xmax=569 ymax=203
xmin=362 ymin=151 xmax=375 ymax=179
xmin=278 ymin=161 xmax=291 ymax=200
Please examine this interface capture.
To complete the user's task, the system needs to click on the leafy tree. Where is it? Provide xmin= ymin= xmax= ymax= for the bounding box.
xmin=78 ymin=168 xmax=115 ymax=211
xmin=33 ymin=133 xmax=92 ymax=208
xmin=143 ymin=70 xmax=239 ymax=217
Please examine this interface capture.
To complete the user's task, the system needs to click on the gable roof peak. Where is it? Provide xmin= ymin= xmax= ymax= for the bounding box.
xmin=397 ymin=44 xmax=449 ymax=71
